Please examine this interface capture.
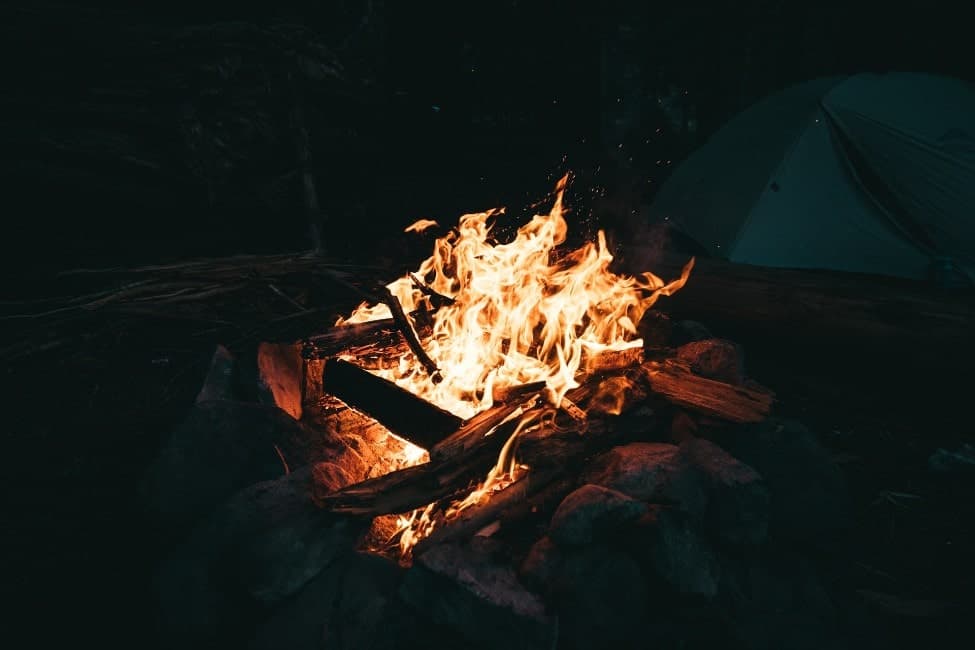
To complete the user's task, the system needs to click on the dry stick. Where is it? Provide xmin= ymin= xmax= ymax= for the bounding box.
xmin=412 ymin=467 xmax=563 ymax=557
xmin=409 ymin=272 xmax=455 ymax=307
xmin=376 ymin=287 xmax=442 ymax=382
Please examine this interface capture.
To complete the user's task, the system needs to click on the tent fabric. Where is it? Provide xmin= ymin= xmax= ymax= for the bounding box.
xmin=648 ymin=72 xmax=975 ymax=281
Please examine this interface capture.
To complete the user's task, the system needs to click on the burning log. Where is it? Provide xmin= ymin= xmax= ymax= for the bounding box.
xmin=303 ymin=318 xmax=400 ymax=356
xmin=411 ymin=467 xmax=563 ymax=557
xmin=322 ymin=358 xmax=462 ymax=449
xmin=642 ymin=359 xmax=774 ymax=424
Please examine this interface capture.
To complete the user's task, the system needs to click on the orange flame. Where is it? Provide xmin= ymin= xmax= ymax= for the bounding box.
xmin=337 ymin=174 xmax=692 ymax=420
xmin=339 ymin=175 xmax=692 ymax=561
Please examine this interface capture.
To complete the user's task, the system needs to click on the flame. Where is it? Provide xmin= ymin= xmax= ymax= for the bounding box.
xmin=337 ymin=174 xmax=692 ymax=420
xmin=404 ymin=218 xmax=440 ymax=234
xmin=339 ymin=174 xmax=692 ymax=562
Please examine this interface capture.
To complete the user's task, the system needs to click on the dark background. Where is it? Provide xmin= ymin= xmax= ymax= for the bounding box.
xmin=3 ymin=1 xmax=974 ymax=648
xmin=5 ymin=1 xmax=974 ymax=277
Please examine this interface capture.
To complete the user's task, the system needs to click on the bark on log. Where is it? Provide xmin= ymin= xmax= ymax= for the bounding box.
xmin=322 ymin=358 xmax=462 ymax=449
xmin=641 ymin=250 xmax=975 ymax=352
xmin=304 ymin=319 xmax=400 ymax=355
xmin=642 ymin=359 xmax=773 ymax=423
xmin=411 ymin=468 xmax=563 ymax=556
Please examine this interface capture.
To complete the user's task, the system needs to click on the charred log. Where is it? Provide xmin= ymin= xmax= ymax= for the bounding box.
xmin=642 ymin=359 xmax=773 ymax=424
xmin=322 ymin=358 xmax=462 ymax=449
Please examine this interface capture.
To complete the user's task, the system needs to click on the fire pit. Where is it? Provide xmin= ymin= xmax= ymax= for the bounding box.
xmin=144 ymin=177 xmax=851 ymax=650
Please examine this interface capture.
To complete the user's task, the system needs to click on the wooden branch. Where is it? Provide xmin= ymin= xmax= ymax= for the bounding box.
xmin=322 ymin=358 xmax=462 ymax=449
xmin=430 ymin=397 xmax=541 ymax=463
xmin=304 ymin=319 xmax=399 ymax=355
xmin=412 ymin=468 xmax=563 ymax=556
xmin=491 ymin=381 xmax=547 ymax=404
xmin=642 ymin=359 xmax=773 ymax=423
xmin=376 ymin=287 xmax=442 ymax=382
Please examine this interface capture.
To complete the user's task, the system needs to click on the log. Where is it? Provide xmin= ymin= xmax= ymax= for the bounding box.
xmin=322 ymin=358 xmax=462 ymax=449
xmin=313 ymin=398 xmax=538 ymax=516
xmin=412 ymin=467 xmax=563 ymax=556
xmin=638 ymin=249 xmax=975 ymax=356
xmin=641 ymin=359 xmax=773 ymax=423
xmin=304 ymin=319 xmax=400 ymax=356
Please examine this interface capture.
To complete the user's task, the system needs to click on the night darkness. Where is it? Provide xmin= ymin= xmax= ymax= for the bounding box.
xmin=4 ymin=2 xmax=975 ymax=649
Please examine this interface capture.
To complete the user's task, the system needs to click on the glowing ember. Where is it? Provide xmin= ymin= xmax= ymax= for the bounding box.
xmin=339 ymin=174 xmax=692 ymax=562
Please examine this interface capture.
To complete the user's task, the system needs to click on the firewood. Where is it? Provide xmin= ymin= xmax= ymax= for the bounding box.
xmin=582 ymin=346 xmax=644 ymax=373
xmin=412 ymin=468 xmax=563 ymax=556
xmin=322 ymin=358 xmax=462 ymax=449
xmin=642 ymin=359 xmax=773 ymax=423
xmin=304 ymin=319 xmax=400 ymax=355
xmin=491 ymin=381 xmax=547 ymax=404
xmin=314 ymin=373 xmax=635 ymax=520
xmin=642 ymin=250 xmax=975 ymax=358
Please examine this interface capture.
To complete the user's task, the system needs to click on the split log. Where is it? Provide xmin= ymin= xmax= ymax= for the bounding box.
xmin=642 ymin=359 xmax=773 ymax=423
xmin=412 ymin=467 xmax=563 ymax=556
xmin=322 ymin=358 xmax=461 ymax=449
xmin=304 ymin=319 xmax=400 ymax=356
xmin=582 ymin=346 xmax=644 ymax=374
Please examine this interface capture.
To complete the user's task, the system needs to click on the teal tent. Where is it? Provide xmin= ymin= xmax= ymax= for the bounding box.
xmin=648 ymin=73 xmax=975 ymax=282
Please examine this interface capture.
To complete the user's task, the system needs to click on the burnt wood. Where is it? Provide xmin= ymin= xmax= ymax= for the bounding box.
xmin=642 ymin=250 xmax=975 ymax=357
xmin=642 ymin=359 xmax=774 ymax=424
xmin=322 ymin=358 xmax=462 ymax=449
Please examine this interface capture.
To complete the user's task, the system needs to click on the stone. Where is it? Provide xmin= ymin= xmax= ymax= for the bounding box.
xmin=399 ymin=542 xmax=556 ymax=650
xmin=637 ymin=309 xmax=673 ymax=349
xmin=155 ymin=467 xmax=367 ymax=647
xmin=519 ymin=536 xmax=563 ymax=591
xmin=256 ymin=341 xmax=304 ymax=420
xmin=679 ymin=437 xmax=769 ymax=545
xmin=581 ymin=442 xmax=708 ymax=520
xmin=141 ymin=400 xmax=308 ymax=533
xmin=669 ymin=408 xmax=698 ymax=443
xmin=715 ymin=418 xmax=851 ymax=551
xmin=547 ymin=545 xmax=653 ymax=650
xmin=676 ymin=338 xmax=745 ymax=385
xmin=249 ymin=551 xmax=431 ymax=650
xmin=628 ymin=505 xmax=721 ymax=599
xmin=548 ymin=484 xmax=648 ymax=546
xmin=671 ymin=319 xmax=712 ymax=346
xmin=195 ymin=344 xmax=239 ymax=403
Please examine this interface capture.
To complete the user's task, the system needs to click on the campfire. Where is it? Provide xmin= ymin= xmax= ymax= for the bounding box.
xmin=145 ymin=175 xmax=791 ymax=649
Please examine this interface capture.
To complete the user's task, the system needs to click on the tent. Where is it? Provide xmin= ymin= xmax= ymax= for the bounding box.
xmin=647 ymin=73 xmax=975 ymax=283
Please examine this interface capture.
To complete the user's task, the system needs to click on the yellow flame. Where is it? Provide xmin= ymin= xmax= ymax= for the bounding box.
xmin=336 ymin=174 xmax=691 ymax=420
xmin=338 ymin=175 xmax=692 ymax=562
xmin=404 ymin=218 xmax=440 ymax=234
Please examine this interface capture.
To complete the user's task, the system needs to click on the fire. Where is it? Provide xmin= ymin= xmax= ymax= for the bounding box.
xmin=338 ymin=175 xmax=692 ymax=420
xmin=339 ymin=174 xmax=692 ymax=562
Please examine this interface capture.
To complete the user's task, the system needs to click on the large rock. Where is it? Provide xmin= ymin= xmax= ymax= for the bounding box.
xmin=716 ymin=418 xmax=851 ymax=551
xmin=628 ymin=505 xmax=721 ymax=599
xmin=195 ymin=344 xmax=240 ymax=403
xmin=155 ymin=467 xmax=366 ymax=648
xmin=679 ymin=437 xmax=769 ymax=545
xmin=549 ymin=484 xmax=648 ymax=546
xmin=256 ymin=341 xmax=305 ymax=420
xmin=538 ymin=544 xmax=653 ymax=650
xmin=249 ymin=551 xmax=434 ymax=650
xmin=400 ymin=542 xmax=556 ymax=650
xmin=141 ymin=400 xmax=309 ymax=533
xmin=676 ymin=338 xmax=745 ymax=385
xmin=581 ymin=442 xmax=708 ymax=520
